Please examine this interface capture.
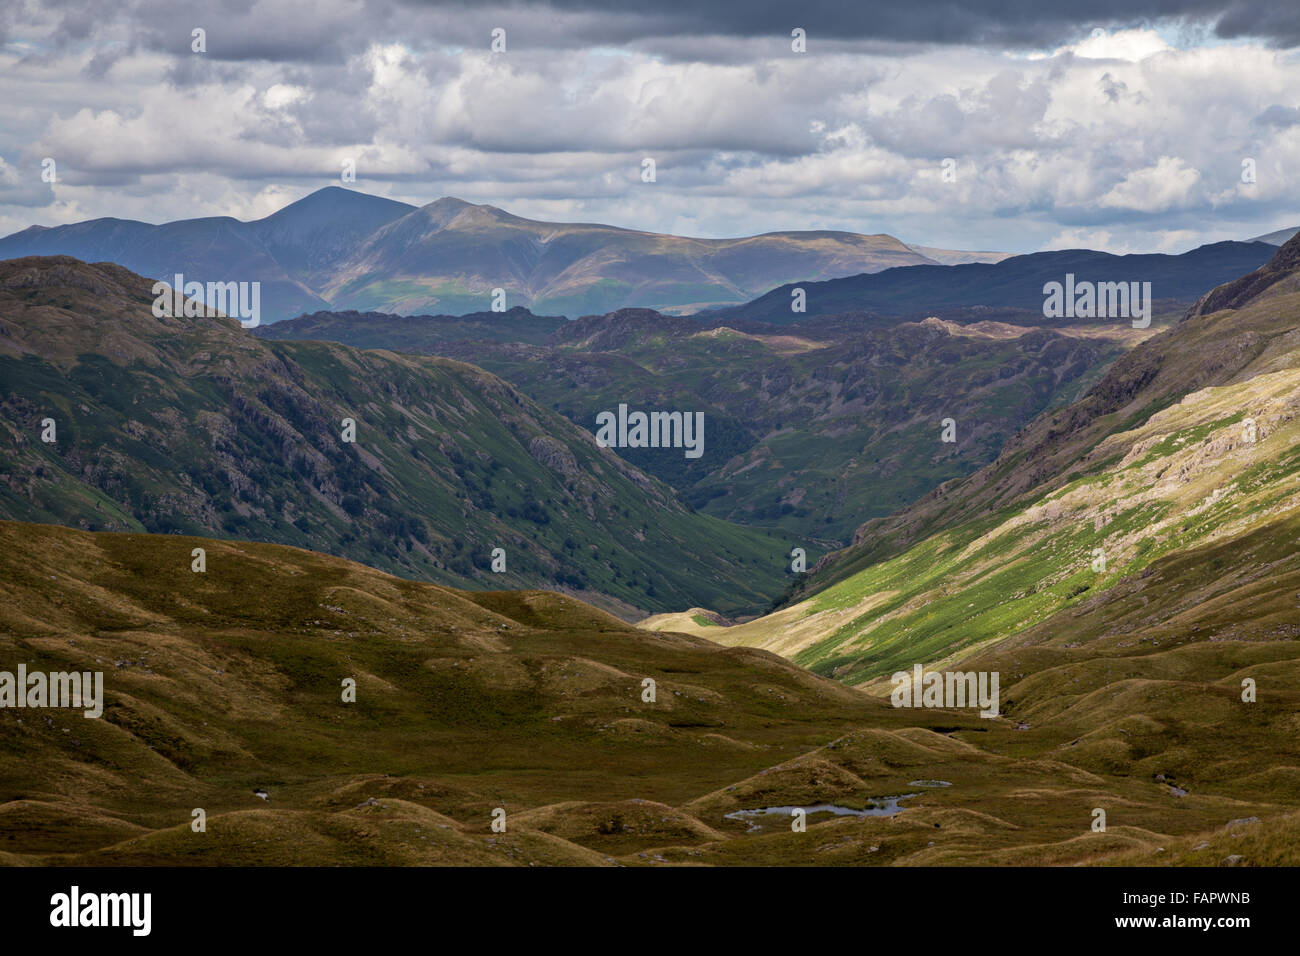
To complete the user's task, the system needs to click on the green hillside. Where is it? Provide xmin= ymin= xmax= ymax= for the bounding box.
xmin=813 ymin=234 xmax=1300 ymax=595
xmin=670 ymin=236 xmax=1300 ymax=686
xmin=266 ymin=308 xmax=1127 ymax=544
xmin=0 ymin=256 xmax=787 ymax=617
xmin=702 ymin=364 xmax=1299 ymax=684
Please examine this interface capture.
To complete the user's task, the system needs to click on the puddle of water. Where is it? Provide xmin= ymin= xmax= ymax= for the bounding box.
xmin=909 ymin=779 xmax=952 ymax=788
xmin=725 ymin=796 xmax=918 ymax=831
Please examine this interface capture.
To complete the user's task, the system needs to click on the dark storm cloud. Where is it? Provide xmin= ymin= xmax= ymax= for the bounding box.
xmin=14 ymin=0 xmax=1300 ymax=66
xmin=1215 ymin=0 xmax=1300 ymax=46
xmin=434 ymin=0 xmax=1300 ymax=48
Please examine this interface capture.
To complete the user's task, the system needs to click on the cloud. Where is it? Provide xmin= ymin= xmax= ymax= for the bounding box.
xmin=15 ymin=1 xmax=1300 ymax=65
xmin=1100 ymin=156 xmax=1204 ymax=212
xmin=0 ymin=155 xmax=55 ymax=206
xmin=1 ymin=3 xmax=1298 ymax=253
xmin=1055 ymin=26 xmax=1173 ymax=60
xmin=1043 ymin=225 xmax=1207 ymax=253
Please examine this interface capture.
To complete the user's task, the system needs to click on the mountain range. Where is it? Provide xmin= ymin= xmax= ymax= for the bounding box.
xmin=0 ymin=187 xmax=950 ymax=322
xmin=0 ymin=187 xmax=417 ymax=322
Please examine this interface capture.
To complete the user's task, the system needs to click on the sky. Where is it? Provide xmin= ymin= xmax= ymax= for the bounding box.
xmin=0 ymin=0 xmax=1297 ymax=254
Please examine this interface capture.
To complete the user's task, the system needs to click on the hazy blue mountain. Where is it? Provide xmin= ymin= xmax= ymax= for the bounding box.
xmin=713 ymin=241 xmax=1279 ymax=325
xmin=0 ymin=186 xmax=417 ymax=322
xmin=248 ymin=186 xmax=416 ymax=285
xmin=0 ymin=188 xmax=945 ymax=322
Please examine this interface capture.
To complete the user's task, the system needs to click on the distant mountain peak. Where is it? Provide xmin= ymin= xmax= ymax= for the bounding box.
xmin=6 ymin=224 xmax=50 ymax=237
xmin=285 ymin=184 xmax=373 ymax=208
xmin=256 ymin=185 xmax=416 ymax=225
xmin=425 ymin=196 xmax=474 ymax=210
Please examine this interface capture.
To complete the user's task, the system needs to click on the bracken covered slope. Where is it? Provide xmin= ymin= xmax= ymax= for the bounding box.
xmin=3 ymin=521 xmax=1298 ymax=866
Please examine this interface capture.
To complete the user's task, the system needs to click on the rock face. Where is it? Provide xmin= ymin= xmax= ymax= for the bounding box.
xmin=528 ymin=435 xmax=580 ymax=479
xmin=1190 ymin=230 xmax=1300 ymax=317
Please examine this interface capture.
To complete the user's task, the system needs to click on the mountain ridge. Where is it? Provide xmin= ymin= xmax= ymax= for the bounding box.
xmin=714 ymin=240 xmax=1279 ymax=325
xmin=0 ymin=187 xmax=944 ymax=322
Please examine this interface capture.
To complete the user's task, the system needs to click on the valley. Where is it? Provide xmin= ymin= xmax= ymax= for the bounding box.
xmin=650 ymin=236 xmax=1300 ymax=679
xmin=8 ymin=0 xmax=1300 ymax=909
xmin=262 ymin=307 xmax=1128 ymax=542
xmin=2 ymin=209 xmax=1298 ymax=870
xmin=0 ymin=257 xmax=787 ymax=618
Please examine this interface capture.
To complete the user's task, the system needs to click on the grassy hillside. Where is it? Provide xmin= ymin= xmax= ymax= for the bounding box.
xmin=813 ymin=234 xmax=1300 ymax=595
xmin=673 ymin=236 xmax=1300 ymax=682
xmin=0 ymin=256 xmax=788 ymax=617
xmin=3 ymin=521 xmax=1297 ymax=866
xmin=687 ymin=363 xmax=1299 ymax=683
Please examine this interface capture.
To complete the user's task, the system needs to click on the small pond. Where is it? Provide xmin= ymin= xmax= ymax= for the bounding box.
xmin=725 ymin=795 xmax=918 ymax=831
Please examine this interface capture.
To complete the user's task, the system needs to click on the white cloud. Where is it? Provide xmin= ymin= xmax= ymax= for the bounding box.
xmin=262 ymin=84 xmax=307 ymax=109
xmin=1100 ymin=156 xmax=1203 ymax=213
xmin=1058 ymin=28 xmax=1173 ymax=61
xmin=1043 ymin=227 xmax=1127 ymax=252
xmin=2 ymin=7 xmax=1299 ymax=253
